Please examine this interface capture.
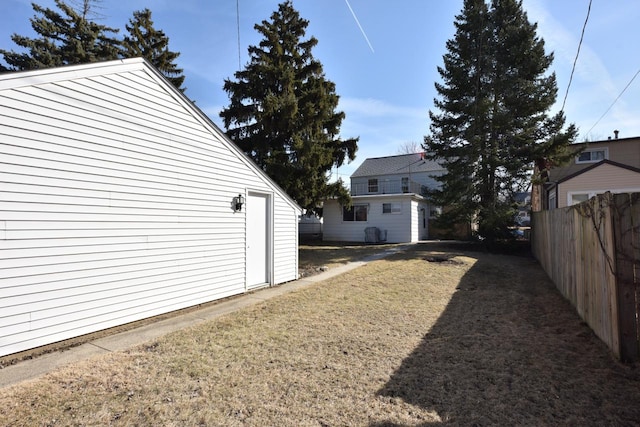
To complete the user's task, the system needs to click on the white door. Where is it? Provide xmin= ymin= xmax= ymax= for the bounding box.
xmin=246 ymin=192 xmax=270 ymax=289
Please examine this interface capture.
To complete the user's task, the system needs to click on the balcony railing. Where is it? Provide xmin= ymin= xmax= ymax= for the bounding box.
xmin=351 ymin=179 xmax=427 ymax=196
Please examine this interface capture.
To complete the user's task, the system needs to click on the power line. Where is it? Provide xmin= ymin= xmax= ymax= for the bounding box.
xmin=561 ymin=0 xmax=592 ymax=113
xmin=236 ymin=0 xmax=241 ymax=69
xmin=586 ymin=67 xmax=640 ymax=136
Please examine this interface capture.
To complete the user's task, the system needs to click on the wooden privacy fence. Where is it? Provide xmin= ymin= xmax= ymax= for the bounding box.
xmin=532 ymin=192 xmax=640 ymax=362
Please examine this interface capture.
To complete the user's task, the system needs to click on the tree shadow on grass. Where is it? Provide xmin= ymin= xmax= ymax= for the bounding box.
xmin=375 ymin=245 xmax=640 ymax=426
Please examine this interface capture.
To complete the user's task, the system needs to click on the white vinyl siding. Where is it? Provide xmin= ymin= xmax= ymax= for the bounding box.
xmin=273 ymin=198 xmax=298 ymax=284
xmin=322 ymin=200 xmax=365 ymax=242
xmin=409 ymin=200 xmax=418 ymax=242
xmin=0 ymin=60 xmax=300 ymax=357
xmin=323 ymin=196 xmax=425 ymax=243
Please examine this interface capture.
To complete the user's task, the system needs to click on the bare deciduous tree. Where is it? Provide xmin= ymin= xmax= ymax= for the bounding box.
xmin=397 ymin=141 xmax=421 ymax=154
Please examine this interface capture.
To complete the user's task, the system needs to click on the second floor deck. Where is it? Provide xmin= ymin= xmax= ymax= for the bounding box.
xmin=350 ymin=178 xmax=428 ymax=196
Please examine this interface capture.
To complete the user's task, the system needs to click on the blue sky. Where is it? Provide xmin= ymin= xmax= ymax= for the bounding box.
xmin=1 ymin=0 xmax=639 ymax=181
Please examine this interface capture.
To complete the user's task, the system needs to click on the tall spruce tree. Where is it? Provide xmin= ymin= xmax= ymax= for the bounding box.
xmin=121 ymin=8 xmax=186 ymax=92
xmin=220 ymin=1 xmax=358 ymax=214
xmin=0 ymin=0 xmax=120 ymax=71
xmin=424 ymin=0 xmax=576 ymax=242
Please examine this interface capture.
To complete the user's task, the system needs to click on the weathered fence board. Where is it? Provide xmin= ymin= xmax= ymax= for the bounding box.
xmin=532 ymin=192 xmax=639 ymax=362
xmin=612 ymin=193 xmax=640 ymax=362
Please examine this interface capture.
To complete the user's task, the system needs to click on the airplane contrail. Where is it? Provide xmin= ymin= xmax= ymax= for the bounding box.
xmin=344 ymin=0 xmax=375 ymax=53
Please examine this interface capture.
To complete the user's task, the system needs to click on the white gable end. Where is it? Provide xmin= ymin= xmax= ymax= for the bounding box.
xmin=0 ymin=59 xmax=300 ymax=357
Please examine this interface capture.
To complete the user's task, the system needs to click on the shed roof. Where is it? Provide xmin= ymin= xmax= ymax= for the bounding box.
xmin=351 ymin=153 xmax=445 ymax=178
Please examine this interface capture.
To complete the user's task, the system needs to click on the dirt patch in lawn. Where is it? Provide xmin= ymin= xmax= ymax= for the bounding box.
xmin=1 ymin=242 xmax=639 ymax=425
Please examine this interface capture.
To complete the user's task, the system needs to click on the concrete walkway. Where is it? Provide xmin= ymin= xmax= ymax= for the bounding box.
xmin=0 ymin=244 xmax=411 ymax=389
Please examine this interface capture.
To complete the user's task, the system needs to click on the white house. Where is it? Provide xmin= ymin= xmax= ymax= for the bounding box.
xmin=0 ymin=58 xmax=301 ymax=357
xmin=323 ymin=153 xmax=445 ymax=243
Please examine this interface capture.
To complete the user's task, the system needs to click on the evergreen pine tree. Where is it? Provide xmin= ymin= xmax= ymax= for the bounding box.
xmin=121 ymin=8 xmax=186 ymax=92
xmin=0 ymin=0 xmax=120 ymax=71
xmin=424 ymin=0 xmax=576 ymax=242
xmin=220 ymin=1 xmax=358 ymax=214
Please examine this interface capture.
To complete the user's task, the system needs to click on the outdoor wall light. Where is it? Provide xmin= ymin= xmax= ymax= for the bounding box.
xmin=233 ymin=194 xmax=245 ymax=212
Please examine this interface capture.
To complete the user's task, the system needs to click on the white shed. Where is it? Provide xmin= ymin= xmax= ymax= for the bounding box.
xmin=0 ymin=58 xmax=301 ymax=357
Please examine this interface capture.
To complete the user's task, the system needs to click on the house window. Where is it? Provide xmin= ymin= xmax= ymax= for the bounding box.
xmin=548 ymin=190 xmax=556 ymax=210
xmin=382 ymin=202 xmax=401 ymax=214
xmin=569 ymin=193 xmax=591 ymax=206
xmin=429 ymin=206 xmax=442 ymax=218
xmin=569 ymin=189 xmax=640 ymax=207
xmin=401 ymin=177 xmax=409 ymax=193
xmin=368 ymin=179 xmax=378 ymax=193
xmin=343 ymin=204 xmax=368 ymax=221
xmin=576 ymin=148 xmax=607 ymax=164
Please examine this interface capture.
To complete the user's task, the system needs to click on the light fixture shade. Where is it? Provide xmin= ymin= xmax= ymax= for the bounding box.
xmin=233 ymin=193 xmax=245 ymax=211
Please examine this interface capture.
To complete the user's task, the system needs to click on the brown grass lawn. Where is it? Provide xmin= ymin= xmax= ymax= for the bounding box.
xmin=298 ymin=240 xmax=406 ymax=276
xmin=1 ymin=242 xmax=639 ymax=425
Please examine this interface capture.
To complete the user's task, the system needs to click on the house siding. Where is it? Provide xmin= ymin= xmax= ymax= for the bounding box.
xmin=607 ymin=140 xmax=640 ymax=166
xmin=558 ymin=163 xmax=640 ymax=208
xmin=273 ymin=198 xmax=298 ymax=284
xmin=534 ymin=138 xmax=640 ymax=211
xmin=322 ymin=199 xmax=368 ymax=242
xmin=0 ymin=60 xmax=299 ymax=357
xmin=547 ymin=139 xmax=640 ymax=184
xmin=411 ymin=200 xmax=417 ymax=241
xmin=322 ymin=196 xmax=426 ymax=243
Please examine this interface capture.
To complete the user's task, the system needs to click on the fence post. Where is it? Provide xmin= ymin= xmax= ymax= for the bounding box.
xmin=612 ymin=193 xmax=640 ymax=363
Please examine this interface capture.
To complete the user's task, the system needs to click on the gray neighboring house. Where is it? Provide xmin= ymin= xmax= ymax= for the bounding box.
xmin=323 ymin=153 xmax=445 ymax=243
xmin=0 ymin=58 xmax=301 ymax=357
